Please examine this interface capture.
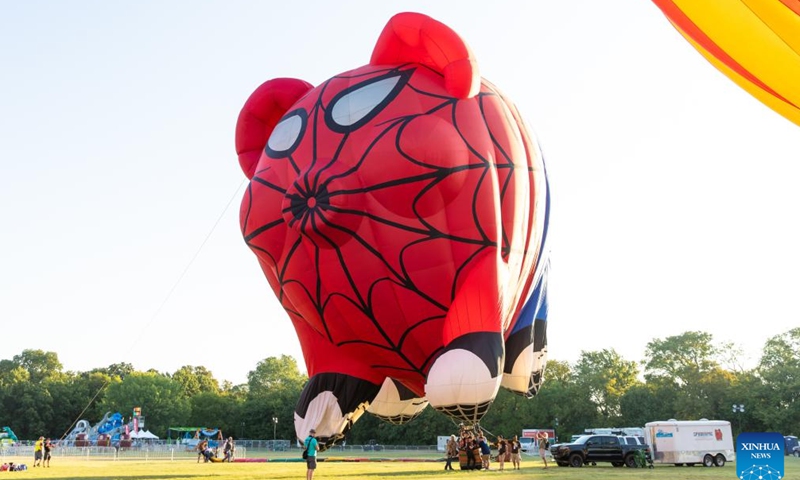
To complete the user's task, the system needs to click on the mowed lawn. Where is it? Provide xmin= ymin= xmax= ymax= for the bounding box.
xmin=2 ymin=455 xmax=797 ymax=480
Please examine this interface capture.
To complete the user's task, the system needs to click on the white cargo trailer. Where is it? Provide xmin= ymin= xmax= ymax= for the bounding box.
xmin=437 ymin=435 xmax=450 ymax=452
xmin=645 ymin=419 xmax=735 ymax=467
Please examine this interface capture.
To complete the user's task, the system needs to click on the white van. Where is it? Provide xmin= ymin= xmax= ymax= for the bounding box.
xmin=519 ymin=436 xmax=534 ymax=453
xmin=645 ymin=419 xmax=735 ymax=467
xmin=520 ymin=429 xmax=554 ymax=453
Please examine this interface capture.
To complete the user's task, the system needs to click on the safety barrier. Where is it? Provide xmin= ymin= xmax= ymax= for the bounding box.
xmin=1 ymin=442 xmax=440 ymax=462
xmin=0 ymin=445 xmax=247 ymax=462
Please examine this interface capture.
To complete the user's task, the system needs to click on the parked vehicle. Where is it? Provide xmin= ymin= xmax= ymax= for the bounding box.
xmin=645 ymin=419 xmax=734 ymax=467
xmin=548 ymin=434 xmax=581 ymax=453
xmin=585 ymin=427 xmax=645 ymax=437
xmin=519 ymin=437 xmax=534 ymax=453
xmin=437 ymin=436 xmax=450 ymax=453
xmin=619 ymin=435 xmax=646 ymax=446
xmin=785 ymin=435 xmax=798 ymax=456
xmin=551 ymin=434 xmax=650 ymax=468
xmin=550 ymin=435 xmax=643 ymax=457
xmin=520 ymin=429 xmax=554 ymax=453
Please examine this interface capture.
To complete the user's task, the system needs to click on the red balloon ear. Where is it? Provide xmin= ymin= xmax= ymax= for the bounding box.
xmin=370 ymin=12 xmax=480 ymax=99
xmin=235 ymin=78 xmax=314 ymax=179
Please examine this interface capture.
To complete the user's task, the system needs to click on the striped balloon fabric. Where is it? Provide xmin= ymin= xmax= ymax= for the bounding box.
xmin=653 ymin=0 xmax=800 ymax=126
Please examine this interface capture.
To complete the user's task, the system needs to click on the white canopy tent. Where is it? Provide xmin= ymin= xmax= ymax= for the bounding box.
xmin=130 ymin=430 xmax=159 ymax=439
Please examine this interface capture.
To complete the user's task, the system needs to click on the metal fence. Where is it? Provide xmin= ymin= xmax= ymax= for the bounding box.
xmin=1 ymin=442 xmax=441 ymax=462
xmin=1 ymin=445 xmax=246 ymax=462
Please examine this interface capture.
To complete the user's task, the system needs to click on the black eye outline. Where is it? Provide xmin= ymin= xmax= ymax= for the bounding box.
xmin=324 ymin=69 xmax=413 ymax=134
xmin=265 ymin=108 xmax=308 ymax=158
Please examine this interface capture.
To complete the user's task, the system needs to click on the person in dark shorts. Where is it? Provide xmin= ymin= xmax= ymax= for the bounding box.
xmin=304 ymin=429 xmax=318 ymax=480
xmin=196 ymin=439 xmax=209 ymax=463
xmin=43 ymin=438 xmax=53 ymax=467
xmin=224 ymin=437 xmax=235 ymax=462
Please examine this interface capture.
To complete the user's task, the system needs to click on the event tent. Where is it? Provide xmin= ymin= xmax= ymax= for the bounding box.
xmin=130 ymin=430 xmax=159 ymax=439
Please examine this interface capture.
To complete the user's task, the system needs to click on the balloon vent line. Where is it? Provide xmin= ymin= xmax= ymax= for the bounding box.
xmin=123 ymin=177 xmax=247 ymax=357
xmin=57 ymin=177 xmax=247 ymax=444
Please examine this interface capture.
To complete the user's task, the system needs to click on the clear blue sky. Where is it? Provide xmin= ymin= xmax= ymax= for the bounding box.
xmin=2 ymin=1 xmax=799 ymax=385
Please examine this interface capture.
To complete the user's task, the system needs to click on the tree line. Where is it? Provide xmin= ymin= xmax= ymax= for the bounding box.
xmin=1 ymin=328 xmax=797 ymax=444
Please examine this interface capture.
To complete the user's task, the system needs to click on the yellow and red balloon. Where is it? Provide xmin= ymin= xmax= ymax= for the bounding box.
xmin=653 ymin=0 xmax=800 ymax=126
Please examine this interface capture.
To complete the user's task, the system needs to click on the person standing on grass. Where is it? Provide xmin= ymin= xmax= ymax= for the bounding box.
xmin=497 ymin=439 xmax=507 ymax=471
xmin=478 ymin=435 xmax=491 ymax=470
xmin=304 ymin=429 xmax=318 ymax=480
xmin=444 ymin=434 xmax=458 ymax=470
xmin=43 ymin=438 xmax=53 ymax=467
xmin=538 ymin=431 xmax=549 ymax=469
xmin=224 ymin=437 xmax=235 ymax=462
xmin=510 ymin=435 xmax=521 ymax=470
xmin=33 ymin=436 xmax=44 ymax=467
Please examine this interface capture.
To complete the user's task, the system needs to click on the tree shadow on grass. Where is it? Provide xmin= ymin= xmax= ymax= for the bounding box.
xmin=334 ymin=468 xmax=465 ymax=477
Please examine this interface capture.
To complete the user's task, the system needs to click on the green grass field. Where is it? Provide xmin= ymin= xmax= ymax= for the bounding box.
xmin=2 ymin=454 xmax=797 ymax=479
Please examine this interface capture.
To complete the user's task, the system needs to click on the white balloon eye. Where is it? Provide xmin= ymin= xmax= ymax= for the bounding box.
xmin=266 ymin=109 xmax=307 ymax=157
xmin=325 ymin=71 xmax=411 ymax=133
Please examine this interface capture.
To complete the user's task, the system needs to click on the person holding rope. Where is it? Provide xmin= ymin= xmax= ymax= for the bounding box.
xmin=196 ymin=439 xmax=211 ymax=463
xmin=478 ymin=434 xmax=492 ymax=470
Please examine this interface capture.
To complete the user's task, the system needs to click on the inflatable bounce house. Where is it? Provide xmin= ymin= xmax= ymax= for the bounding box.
xmin=64 ymin=408 xmax=146 ymax=447
xmin=0 ymin=427 xmax=18 ymax=448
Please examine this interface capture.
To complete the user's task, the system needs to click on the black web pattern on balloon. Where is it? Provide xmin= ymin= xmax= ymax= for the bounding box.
xmin=433 ymin=401 xmax=493 ymax=424
xmin=244 ymin=66 xmax=535 ymax=380
xmin=373 ymin=413 xmax=423 ymax=426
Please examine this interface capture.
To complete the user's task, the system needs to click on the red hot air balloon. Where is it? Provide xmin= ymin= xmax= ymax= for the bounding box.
xmin=235 ymin=12 xmax=550 ymax=449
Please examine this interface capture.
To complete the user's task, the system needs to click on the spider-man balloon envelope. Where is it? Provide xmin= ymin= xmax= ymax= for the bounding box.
xmin=652 ymin=0 xmax=800 ymax=127
xmin=235 ymin=12 xmax=550 ymax=449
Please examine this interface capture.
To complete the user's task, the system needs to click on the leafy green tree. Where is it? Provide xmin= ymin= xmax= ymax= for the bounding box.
xmin=173 ymin=366 xmax=221 ymax=397
xmin=535 ymin=375 xmax=598 ymax=441
xmin=753 ymin=328 xmax=800 ymax=432
xmin=0 ymin=381 xmax=54 ymax=439
xmin=574 ymin=349 xmax=640 ymax=421
xmin=12 ymin=350 xmax=64 ymax=384
xmin=89 ymin=363 xmax=135 ymax=380
xmin=242 ymin=356 xmax=307 ymax=439
xmin=247 ymin=356 xmax=306 ymax=396
xmin=542 ymin=359 xmax=572 ymax=384
xmin=619 ymin=384 xmax=675 ymax=426
xmin=726 ymin=371 xmax=763 ymax=435
xmin=486 ymin=359 xmax=596 ymax=442
xmin=100 ymin=371 xmax=189 ymax=437
xmin=0 ymin=352 xmax=60 ymax=438
xmin=0 ymin=360 xmax=29 ymax=387
xmin=643 ymin=331 xmax=718 ymax=385
xmin=189 ymin=391 xmax=243 ymax=436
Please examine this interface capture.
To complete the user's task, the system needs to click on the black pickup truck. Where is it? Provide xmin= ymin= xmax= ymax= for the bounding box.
xmin=551 ymin=434 xmax=650 ymax=468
